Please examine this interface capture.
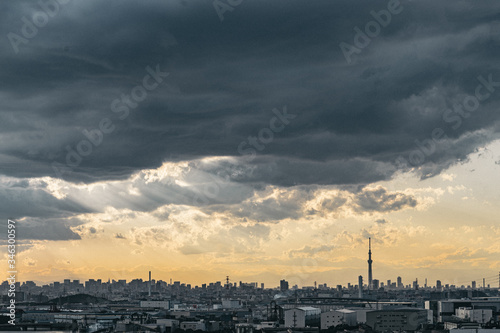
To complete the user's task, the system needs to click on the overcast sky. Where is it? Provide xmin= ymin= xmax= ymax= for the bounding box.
xmin=1 ymin=0 xmax=500 ymax=287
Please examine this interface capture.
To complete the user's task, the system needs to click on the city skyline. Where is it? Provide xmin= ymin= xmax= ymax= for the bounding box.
xmin=7 ymin=237 xmax=500 ymax=289
xmin=8 ymin=274 xmax=499 ymax=291
xmin=1 ymin=1 xmax=500 ymax=288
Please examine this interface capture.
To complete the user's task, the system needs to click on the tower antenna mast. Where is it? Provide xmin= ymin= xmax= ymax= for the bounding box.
xmin=368 ymin=237 xmax=373 ymax=290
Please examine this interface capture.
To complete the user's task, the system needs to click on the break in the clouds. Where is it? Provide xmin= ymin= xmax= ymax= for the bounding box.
xmin=0 ymin=162 xmax=421 ymax=241
xmin=0 ymin=0 xmax=499 ymax=187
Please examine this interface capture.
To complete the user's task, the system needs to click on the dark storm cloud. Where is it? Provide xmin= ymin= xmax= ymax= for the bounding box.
xmin=0 ymin=178 xmax=91 ymax=219
xmin=353 ymin=187 xmax=417 ymax=213
xmin=0 ymin=0 xmax=499 ymax=187
xmin=0 ymin=217 xmax=82 ymax=241
xmin=202 ymin=185 xmax=316 ymax=222
xmin=195 ymin=156 xmax=397 ymax=187
xmin=201 ymin=184 xmax=417 ymax=222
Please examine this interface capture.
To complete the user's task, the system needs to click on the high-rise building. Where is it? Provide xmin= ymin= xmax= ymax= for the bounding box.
xmin=148 ymin=271 xmax=151 ymax=297
xmin=436 ymin=280 xmax=442 ymax=291
xmin=368 ymin=238 xmax=373 ymax=289
xmin=397 ymin=276 xmax=403 ymax=289
xmin=280 ymin=279 xmax=289 ymax=292
xmin=358 ymin=275 xmax=363 ymax=298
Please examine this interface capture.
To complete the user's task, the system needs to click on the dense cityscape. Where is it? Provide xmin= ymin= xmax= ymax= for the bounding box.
xmin=1 ymin=239 xmax=500 ymax=332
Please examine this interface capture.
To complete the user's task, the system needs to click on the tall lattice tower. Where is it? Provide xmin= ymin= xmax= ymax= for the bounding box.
xmin=368 ymin=237 xmax=373 ymax=290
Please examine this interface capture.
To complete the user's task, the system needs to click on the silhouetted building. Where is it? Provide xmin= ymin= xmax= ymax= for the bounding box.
xmin=358 ymin=276 xmax=363 ymax=298
xmin=397 ymin=276 xmax=403 ymax=289
xmin=280 ymin=280 xmax=289 ymax=292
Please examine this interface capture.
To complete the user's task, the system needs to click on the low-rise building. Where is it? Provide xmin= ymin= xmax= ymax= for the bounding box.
xmin=349 ymin=308 xmax=374 ymax=324
xmin=321 ymin=309 xmax=357 ymax=329
xmin=181 ymin=320 xmax=206 ymax=331
xmin=222 ymin=299 xmax=243 ymax=309
xmin=450 ymin=329 xmax=500 ymax=333
xmin=139 ymin=300 xmax=170 ymax=309
xmin=156 ymin=318 xmax=179 ymax=330
xmin=284 ymin=307 xmax=321 ymax=328
xmin=22 ymin=311 xmax=56 ymax=323
xmin=455 ymin=307 xmax=493 ymax=324
xmin=366 ymin=309 xmax=429 ymax=332
xmin=427 ymin=299 xmax=500 ymax=322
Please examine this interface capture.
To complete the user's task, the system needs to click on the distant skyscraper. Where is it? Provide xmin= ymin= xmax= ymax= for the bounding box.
xmin=280 ymin=279 xmax=289 ymax=292
xmin=148 ymin=271 xmax=151 ymax=297
xmin=436 ymin=280 xmax=442 ymax=291
xmin=367 ymin=237 xmax=373 ymax=289
xmin=397 ymin=276 xmax=403 ymax=289
xmin=358 ymin=275 xmax=363 ymax=298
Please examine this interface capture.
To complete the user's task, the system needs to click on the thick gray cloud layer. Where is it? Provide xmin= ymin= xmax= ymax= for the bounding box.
xmin=1 ymin=0 xmax=499 ymax=185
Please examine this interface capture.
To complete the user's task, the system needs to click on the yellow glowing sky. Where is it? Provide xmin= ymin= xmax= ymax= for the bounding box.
xmin=4 ymin=140 xmax=500 ymax=288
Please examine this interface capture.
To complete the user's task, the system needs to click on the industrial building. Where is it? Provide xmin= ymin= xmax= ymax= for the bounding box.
xmin=222 ymin=299 xmax=243 ymax=309
xmin=426 ymin=298 xmax=500 ymax=322
xmin=321 ymin=309 xmax=357 ymax=329
xmin=365 ymin=309 xmax=429 ymax=332
xmin=284 ymin=307 xmax=321 ymax=328
xmin=139 ymin=300 xmax=170 ymax=309
xmin=455 ymin=307 xmax=493 ymax=324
